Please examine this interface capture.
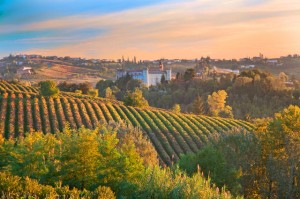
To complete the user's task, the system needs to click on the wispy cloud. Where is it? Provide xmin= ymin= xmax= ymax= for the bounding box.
xmin=1 ymin=0 xmax=300 ymax=59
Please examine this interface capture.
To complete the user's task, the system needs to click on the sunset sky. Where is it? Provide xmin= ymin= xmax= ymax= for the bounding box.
xmin=0 ymin=0 xmax=300 ymax=60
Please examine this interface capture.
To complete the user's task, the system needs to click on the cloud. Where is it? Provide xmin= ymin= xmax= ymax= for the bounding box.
xmin=2 ymin=0 xmax=300 ymax=59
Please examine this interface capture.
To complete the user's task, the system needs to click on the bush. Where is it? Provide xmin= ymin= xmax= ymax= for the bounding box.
xmin=87 ymin=89 xmax=98 ymax=98
xmin=179 ymin=146 xmax=240 ymax=194
xmin=92 ymin=186 xmax=116 ymax=199
xmin=124 ymin=88 xmax=149 ymax=107
xmin=39 ymin=81 xmax=59 ymax=97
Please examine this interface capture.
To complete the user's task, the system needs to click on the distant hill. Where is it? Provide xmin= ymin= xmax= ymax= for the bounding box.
xmin=0 ymin=56 xmax=119 ymax=85
xmin=0 ymin=80 xmax=254 ymax=165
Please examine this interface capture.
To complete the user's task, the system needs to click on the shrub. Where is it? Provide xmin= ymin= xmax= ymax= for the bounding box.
xmin=92 ymin=186 xmax=116 ymax=199
xmin=124 ymin=88 xmax=149 ymax=107
xmin=39 ymin=81 xmax=59 ymax=97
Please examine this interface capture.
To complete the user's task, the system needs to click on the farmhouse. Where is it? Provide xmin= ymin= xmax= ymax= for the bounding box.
xmin=212 ymin=66 xmax=239 ymax=75
xmin=17 ymin=67 xmax=33 ymax=75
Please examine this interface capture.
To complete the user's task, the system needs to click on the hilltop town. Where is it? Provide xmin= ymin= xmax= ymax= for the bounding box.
xmin=1 ymin=53 xmax=299 ymax=86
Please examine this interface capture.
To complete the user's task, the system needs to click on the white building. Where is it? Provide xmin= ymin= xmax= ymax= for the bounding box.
xmin=212 ymin=66 xmax=239 ymax=75
xmin=267 ymin=59 xmax=278 ymax=64
xmin=241 ymin=65 xmax=255 ymax=69
xmin=17 ymin=67 xmax=33 ymax=75
xmin=116 ymin=62 xmax=171 ymax=87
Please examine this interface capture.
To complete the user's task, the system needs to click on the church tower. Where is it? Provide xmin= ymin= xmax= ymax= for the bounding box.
xmin=159 ymin=60 xmax=164 ymax=71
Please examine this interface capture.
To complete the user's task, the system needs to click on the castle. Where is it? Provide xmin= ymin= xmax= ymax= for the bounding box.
xmin=116 ymin=62 xmax=171 ymax=87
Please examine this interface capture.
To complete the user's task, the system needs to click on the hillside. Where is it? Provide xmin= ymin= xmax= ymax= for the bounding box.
xmin=24 ymin=58 xmax=111 ymax=86
xmin=0 ymin=56 xmax=117 ymax=86
xmin=0 ymin=80 xmax=254 ymax=165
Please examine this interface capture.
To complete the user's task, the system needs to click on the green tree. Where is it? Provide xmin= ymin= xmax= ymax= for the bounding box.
xmin=105 ymin=87 xmax=115 ymax=99
xmin=179 ymin=146 xmax=239 ymax=194
xmin=58 ymin=127 xmax=100 ymax=190
xmin=137 ymin=166 xmax=232 ymax=198
xmin=126 ymin=79 xmax=143 ymax=91
xmin=191 ymin=95 xmax=206 ymax=115
xmin=92 ymin=186 xmax=116 ymax=199
xmin=39 ymin=81 xmax=59 ymax=97
xmin=256 ymin=105 xmax=300 ymax=198
xmin=97 ymin=128 xmax=145 ymax=196
xmin=9 ymin=132 xmax=58 ymax=185
xmin=183 ymin=68 xmax=196 ymax=81
xmin=160 ymin=74 xmax=166 ymax=84
xmin=219 ymin=105 xmax=234 ymax=118
xmin=96 ymin=80 xmax=115 ymax=97
xmin=124 ymin=88 xmax=149 ymax=108
xmin=116 ymin=123 xmax=159 ymax=167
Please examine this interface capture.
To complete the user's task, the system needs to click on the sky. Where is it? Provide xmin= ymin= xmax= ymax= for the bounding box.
xmin=0 ymin=0 xmax=300 ymax=60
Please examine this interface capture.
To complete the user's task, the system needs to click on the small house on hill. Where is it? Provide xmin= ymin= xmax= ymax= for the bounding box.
xmin=212 ymin=66 xmax=239 ymax=75
xmin=17 ymin=67 xmax=33 ymax=75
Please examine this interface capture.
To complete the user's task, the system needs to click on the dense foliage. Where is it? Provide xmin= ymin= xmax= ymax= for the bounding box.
xmin=0 ymin=124 xmax=234 ymax=198
xmin=124 ymin=88 xmax=149 ymax=107
xmin=38 ymin=81 xmax=59 ymax=97
xmin=179 ymin=105 xmax=300 ymax=198
xmin=58 ymin=81 xmax=93 ymax=94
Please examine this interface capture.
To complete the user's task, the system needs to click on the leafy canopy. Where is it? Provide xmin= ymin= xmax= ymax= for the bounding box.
xmin=124 ymin=88 xmax=149 ymax=108
xmin=39 ymin=80 xmax=59 ymax=97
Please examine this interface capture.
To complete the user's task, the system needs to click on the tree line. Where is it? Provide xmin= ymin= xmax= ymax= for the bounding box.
xmin=95 ymin=69 xmax=300 ymax=119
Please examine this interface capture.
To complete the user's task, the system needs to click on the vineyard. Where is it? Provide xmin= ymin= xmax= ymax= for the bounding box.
xmin=0 ymin=80 xmax=254 ymax=165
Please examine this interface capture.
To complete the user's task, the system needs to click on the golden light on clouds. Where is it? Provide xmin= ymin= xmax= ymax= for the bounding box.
xmin=17 ymin=0 xmax=300 ymax=59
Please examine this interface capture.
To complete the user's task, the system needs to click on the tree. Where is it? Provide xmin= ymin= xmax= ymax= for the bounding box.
xmin=39 ymin=81 xmax=59 ymax=97
xmin=215 ymin=128 xmax=262 ymax=197
xmin=175 ymin=72 xmax=181 ymax=80
xmin=233 ymin=77 xmax=253 ymax=88
xmin=279 ymin=72 xmax=288 ymax=82
xmin=96 ymin=80 xmax=115 ymax=97
xmin=124 ymin=88 xmax=149 ymax=108
xmin=116 ymin=123 xmax=159 ymax=167
xmin=126 ymin=79 xmax=142 ymax=91
xmin=97 ymin=128 xmax=145 ymax=196
xmin=183 ymin=68 xmax=196 ymax=81
xmin=160 ymin=74 xmax=166 ymax=84
xmin=171 ymin=104 xmax=181 ymax=113
xmin=202 ymin=65 xmax=209 ymax=79
xmin=219 ymin=105 xmax=234 ymax=118
xmin=78 ymin=82 xmax=93 ymax=94
xmin=9 ymin=132 xmax=58 ymax=185
xmin=59 ymin=127 xmax=100 ymax=190
xmin=115 ymin=74 xmax=132 ymax=91
xmin=179 ymin=146 xmax=240 ymax=194
xmin=207 ymin=90 xmax=233 ymax=117
xmin=93 ymin=186 xmax=116 ymax=199
xmin=191 ymin=95 xmax=206 ymax=115
xmin=58 ymin=82 xmax=93 ymax=94
xmin=105 ymin=87 xmax=115 ymax=99
xmin=256 ymin=105 xmax=300 ymax=198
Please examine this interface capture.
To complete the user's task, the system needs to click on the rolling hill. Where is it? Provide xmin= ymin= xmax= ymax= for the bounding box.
xmin=0 ymin=80 xmax=254 ymax=165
